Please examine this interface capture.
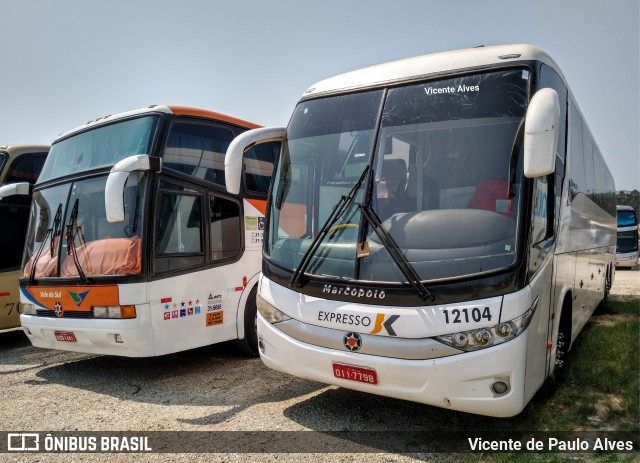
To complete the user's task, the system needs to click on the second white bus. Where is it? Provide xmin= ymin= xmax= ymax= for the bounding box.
xmin=224 ymin=45 xmax=616 ymax=416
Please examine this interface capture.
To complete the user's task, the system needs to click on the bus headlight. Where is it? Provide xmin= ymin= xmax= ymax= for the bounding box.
xmin=92 ymin=305 xmax=136 ymax=319
xmin=256 ymin=294 xmax=291 ymax=324
xmin=21 ymin=303 xmax=37 ymax=315
xmin=435 ymin=297 xmax=538 ymax=352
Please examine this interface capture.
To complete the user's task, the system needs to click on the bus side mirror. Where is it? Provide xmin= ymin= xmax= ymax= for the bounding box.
xmin=524 ymin=88 xmax=559 ymax=178
xmin=0 ymin=182 xmax=31 ymax=201
xmin=225 ymin=127 xmax=286 ymax=195
xmin=105 ymin=155 xmax=160 ymax=223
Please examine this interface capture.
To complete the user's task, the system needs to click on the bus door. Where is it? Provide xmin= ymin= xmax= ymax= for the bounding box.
xmin=148 ymin=177 xmax=245 ymax=355
xmin=524 ymin=173 xmax=555 ymax=397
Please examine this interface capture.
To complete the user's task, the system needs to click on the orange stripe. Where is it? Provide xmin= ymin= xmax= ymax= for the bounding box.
xmin=246 ymin=198 xmax=267 ymax=215
xmin=166 ymin=106 xmax=261 ymax=129
xmin=25 ymin=285 xmax=119 ymax=312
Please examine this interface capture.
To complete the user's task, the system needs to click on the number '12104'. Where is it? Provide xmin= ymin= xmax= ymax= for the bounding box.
xmin=443 ymin=307 xmax=492 ymax=324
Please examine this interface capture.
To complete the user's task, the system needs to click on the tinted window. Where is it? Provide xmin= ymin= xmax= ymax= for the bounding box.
xmin=210 ymin=194 xmax=241 ymax=261
xmin=5 ymin=153 xmax=47 ymax=184
xmin=531 ymin=175 xmax=549 ymax=244
xmin=617 ymin=210 xmax=638 ymax=227
xmin=567 ymin=99 xmax=584 ymax=200
xmin=40 ymin=116 xmax=158 ymax=183
xmin=155 ymin=182 xmax=204 ymax=272
xmin=538 ymin=65 xmax=567 ymax=163
xmin=0 ymin=193 xmax=31 ymax=271
xmin=243 ymin=142 xmax=279 ymax=196
xmin=163 ymin=122 xmax=234 ymax=187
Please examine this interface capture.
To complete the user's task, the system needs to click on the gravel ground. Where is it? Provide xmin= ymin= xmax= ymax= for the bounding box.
xmin=1 ymin=267 xmax=638 ymax=462
xmin=611 ymin=265 xmax=640 ymax=298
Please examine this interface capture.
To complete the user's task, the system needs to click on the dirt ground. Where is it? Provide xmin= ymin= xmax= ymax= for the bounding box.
xmin=611 ymin=265 xmax=640 ymax=298
xmin=1 ymin=267 xmax=637 ymax=462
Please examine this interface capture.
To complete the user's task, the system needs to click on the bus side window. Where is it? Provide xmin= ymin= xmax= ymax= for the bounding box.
xmin=4 ymin=153 xmax=47 ymax=185
xmin=243 ymin=142 xmax=279 ymax=197
xmin=531 ymin=174 xmax=552 ymax=245
xmin=155 ymin=188 xmax=205 ymax=273
xmin=163 ymin=122 xmax=234 ymax=187
xmin=209 ymin=194 xmax=241 ymax=262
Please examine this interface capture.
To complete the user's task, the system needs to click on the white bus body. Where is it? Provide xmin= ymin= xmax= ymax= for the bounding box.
xmin=224 ymin=45 xmax=616 ymax=417
xmin=20 ymin=106 xmax=277 ymax=356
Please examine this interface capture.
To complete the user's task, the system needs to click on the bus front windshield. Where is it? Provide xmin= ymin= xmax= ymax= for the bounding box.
xmin=38 ymin=116 xmax=158 ymax=183
xmin=267 ymin=68 xmax=529 ymax=283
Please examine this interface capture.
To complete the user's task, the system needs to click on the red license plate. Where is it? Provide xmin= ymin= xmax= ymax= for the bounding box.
xmin=54 ymin=331 xmax=77 ymax=342
xmin=332 ymin=362 xmax=378 ymax=385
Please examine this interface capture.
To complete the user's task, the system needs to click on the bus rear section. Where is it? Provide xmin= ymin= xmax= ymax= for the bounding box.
xmin=0 ymin=145 xmax=49 ymax=330
xmin=224 ymin=45 xmax=616 ymax=417
xmin=19 ymin=105 xmax=277 ymax=356
xmin=616 ymin=205 xmax=638 ymax=267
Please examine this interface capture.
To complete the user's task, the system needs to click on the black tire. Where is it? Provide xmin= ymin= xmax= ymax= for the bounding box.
xmin=595 ymin=266 xmax=611 ymax=315
xmin=544 ymin=297 xmax=572 ymax=393
xmin=235 ymin=286 xmax=259 ymax=357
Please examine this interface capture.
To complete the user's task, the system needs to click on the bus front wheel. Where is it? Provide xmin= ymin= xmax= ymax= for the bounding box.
xmin=235 ymin=286 xmax=259 ymax=357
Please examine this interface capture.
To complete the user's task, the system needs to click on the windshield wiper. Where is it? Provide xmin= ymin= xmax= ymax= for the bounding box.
xmin=358 ymin=204 xmax=435 ymax=302
xmin=290 ymin=165 xmax=370 ymax=288
xmin=65 ymin=199 xmax=90 ymax=284
xmin=28 ymin=203 xmax=63 ymax=284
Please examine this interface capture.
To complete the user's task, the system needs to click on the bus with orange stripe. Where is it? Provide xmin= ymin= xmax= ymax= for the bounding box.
xmin=19 ymin=105 xmax=278 ymax=356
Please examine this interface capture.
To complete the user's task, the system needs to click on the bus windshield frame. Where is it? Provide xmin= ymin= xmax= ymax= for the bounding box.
xmin=21 ymin=116 xmax=158 ymax=281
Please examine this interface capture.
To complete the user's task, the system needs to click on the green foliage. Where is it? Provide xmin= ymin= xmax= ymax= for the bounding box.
xmin=617 ymin=190 xmax=640 ymax=214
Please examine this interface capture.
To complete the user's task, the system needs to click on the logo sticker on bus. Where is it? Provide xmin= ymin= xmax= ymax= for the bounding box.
xmin=245 ymin=216 xmax=259 ymax=230
xmin=207 ymin=293 xmax=222 ymax=311
xmin=369 ymin=314 xmax=400 ymax=336
xmin=206 ymin=311 xmax=223 ymax=327
xmin=317 ymin=311 xmax=401 ymax=336
xmin=68 ymin=290 xmax=90 ymax=307
xmin=54 ymin=302 xmax=64 ymax=317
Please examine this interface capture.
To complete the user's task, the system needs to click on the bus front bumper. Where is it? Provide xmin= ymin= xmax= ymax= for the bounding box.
xmin=615 ymin=252 xmax=638 ymax=268
xmin=258 ymin=314 xmax=529 ymax=417
xmin=20 ymin=314 xmax=154 ymax=357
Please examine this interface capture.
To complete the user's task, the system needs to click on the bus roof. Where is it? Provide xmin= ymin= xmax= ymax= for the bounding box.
xmin=55 ymin=105 xmax=261 ymax=141
xmin=0 ymin=144 xmax=50 ymax=160
xmin=302 ymin=44 xmax=562 ymax=99
xmin=617 ymin=205 xmax=636 ymax=212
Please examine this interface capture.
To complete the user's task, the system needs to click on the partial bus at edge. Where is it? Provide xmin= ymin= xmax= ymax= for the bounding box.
xmin=19 ymin=106 xmax=278 ymax=356
xmin=616 ymin=205 xmax=639 ymax=268
xmin=0 ymin=145 xmax=49 ymax=330
xmin=223 ymin=44 xmax=616 ymax=417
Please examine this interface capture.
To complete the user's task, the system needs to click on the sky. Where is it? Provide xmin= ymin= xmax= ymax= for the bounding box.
xmin=1 ymin=0 xmax=638 ymax=190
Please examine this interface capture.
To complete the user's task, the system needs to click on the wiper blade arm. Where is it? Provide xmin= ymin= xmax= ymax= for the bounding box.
xmin=65 ymin=199 xmax=90 ymax=284
xmin=50 ymin=202 xmax=63 ymax=256
xmin=28 ymin=203 xmax=63 ymax=285
xmin=359 ymin=205 xmax=435 ymax=302
xmin=290 ymin=165 xmax=370 ymax=288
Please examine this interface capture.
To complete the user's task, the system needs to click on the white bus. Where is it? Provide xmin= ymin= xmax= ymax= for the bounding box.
xmin=224 ymin=45 xmax=617 ymax=417
xmin=19 ymin=105 xmax=278 ymax=356
xmin=0 ymin=145 xmax=49 ymax=330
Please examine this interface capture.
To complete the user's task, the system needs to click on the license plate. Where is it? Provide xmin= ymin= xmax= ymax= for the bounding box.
xmin=332 ymin=362 xmax=378 ymax=385
xmin=54 ymin=331 xmax=77 ymax=342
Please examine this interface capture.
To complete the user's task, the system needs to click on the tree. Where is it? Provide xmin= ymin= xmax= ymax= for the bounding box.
xmin=617 ymin=190 xmax=640 ymax=214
